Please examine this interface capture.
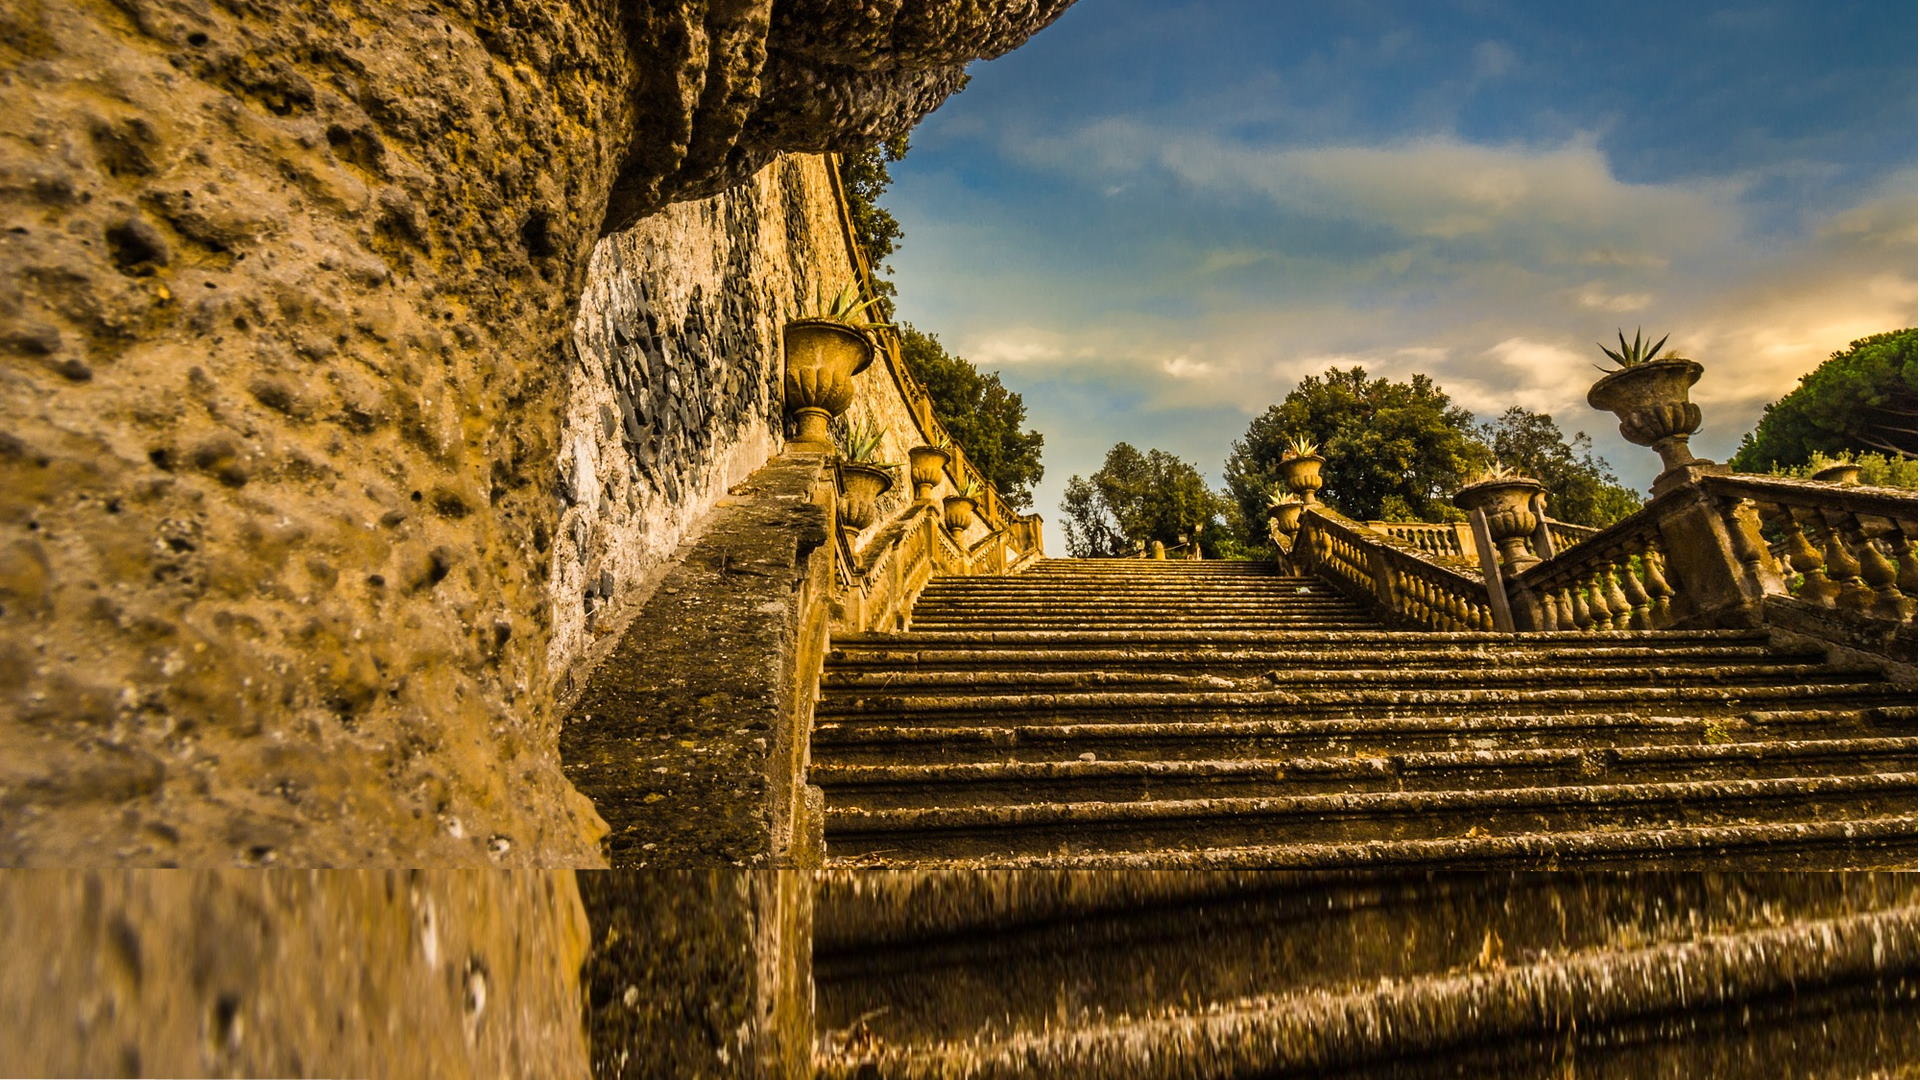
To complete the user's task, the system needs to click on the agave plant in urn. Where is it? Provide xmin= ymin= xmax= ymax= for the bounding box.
xmin=943 ymin=478 xmax=980 ymax=534
xmin=784 ymin=282 xmax=887 ymax=452
xmin=835 ymin=418 xmax=896 ymax=533
xmin=1453 ymin=462 xmax=1546 ymax=573
xmin=907 ymin=436 xmax=952 ymax=503
xmin=1277 ymin=437 xmax=1325 ymax=504
xmin=1586 ymin=328 xmax=1709 ymax=476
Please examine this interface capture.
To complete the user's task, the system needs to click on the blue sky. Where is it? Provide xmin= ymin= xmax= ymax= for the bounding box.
xmin=880 ymin=0 xmax=1917 ymax=533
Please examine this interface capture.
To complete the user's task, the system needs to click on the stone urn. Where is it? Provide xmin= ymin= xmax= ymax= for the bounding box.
xmin=783 ymin=319 xmax=875 ymax=451
xmin=1454 ymin=475 xmax=1547 ymax=573
xmin=1279 ymin=453 xmax=1325 ymax=503
xmin=837 ymin=462 xmax=894 ymax=532
xmin=942 ymin=494 xmax=976 ymax=534
xmin=907 ymin=445 xmax=950 ymax=502
xmin=1587 ymin=358 xmax=1706 ymax=474
xmin=1270 ymin=497 xmax=1306 ymax=536
xmin=1811 ymin=462 xmax=1862 ymax=485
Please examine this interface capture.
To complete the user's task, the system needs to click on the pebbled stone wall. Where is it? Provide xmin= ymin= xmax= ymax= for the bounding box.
xmin=553 ymin=155 xmax=848 ymax=680
xmin=0 ymin=0 xmax=1073 ymax=867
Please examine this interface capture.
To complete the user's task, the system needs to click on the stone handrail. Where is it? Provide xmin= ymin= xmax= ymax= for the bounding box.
xmin=825 ymin=156 xmax=1022 ymax=540
xmin=1704 ymin=474 xmax=1917 ymax=632
xmin=1297 ymin=507 xmax=1498 ymax=631
xmin=1495 ymin=470 xmax=1914 ymax=662
xmin=1546 ymin=519 xmax=1600 ymax=552
xmin=1363 ymin=521 xmax=1472 ymax=560
xmin=1507 ymin=492 xmax=1684 ymax=632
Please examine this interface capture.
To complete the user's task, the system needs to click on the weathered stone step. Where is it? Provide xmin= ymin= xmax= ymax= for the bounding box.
xmin=825 ymin=816 xmax=1920 ymax=871
xmin=812 ymin=737 xmax=1918 ymax=808
xmin=911 ymin=599 xmax=1368 ymax=611
xmin=824 ymin=772 xmax=1918 ymax=859
xmin=820 ymin=661 xmax=1867 ymax=696
xmin=833 ymin=628 xmax=1777 ymax=648
xmin=815 ymin=872 xmax=1920 ymax=1055
xmin=810 ymin=706 xmax=1915 ymax=764
xmin=825 ymin=642 xmax=1809 ymax=672
xmin=814 ymin=680 xmax=1907 ymax=723
xmin=815 ymin=905 xmax=1920 ymax=1078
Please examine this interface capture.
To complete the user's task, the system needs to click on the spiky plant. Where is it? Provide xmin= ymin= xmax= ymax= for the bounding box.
xmin=1282 ymin=436 xmax=1321 ymax=460
xmin=808 ymin=281 xmax=892 ymax=332
xmin=1595 ymin=328 xmax=1672 ymax=372
xmin=840 ymin=418 xmax=886 ymax=464
xmin=1469 ymin=461 xmax=1522 ymax=485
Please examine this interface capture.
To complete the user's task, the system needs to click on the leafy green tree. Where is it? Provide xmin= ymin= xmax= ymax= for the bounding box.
xmin=1766 ymin=451 xmax=1918 ymax=489
xmin=835 ymin=136 xmax=910 ymax=299
xmin=1730 ymin=329 xmax=1917 ymax=471
xmin=1225 ymin=367 xmax=1487 ymax=530
xmin=1478 ymin=406 xmax=1642 ymax=527
xmin=897 ymin=324 xmax=1045 ymax=510
xmin=1061 ymin=443 xmax=1231 ymax=558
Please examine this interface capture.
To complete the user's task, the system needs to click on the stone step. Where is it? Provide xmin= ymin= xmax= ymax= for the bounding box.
xmin=814 ymin=872 xmax=1920 ymax=1054
xmin=910 ymin=599 xmax=1370 ymax=612
xmin=811 ymin=705 xmax=1915 ymax=764
xmin=824 ymin=772 xmax=1919 ymax=860
xmin=833 ymin=628 xmax=1778 ymax=648
xmin=812 ymin=736 xmax=1918 ymax=808
xmin=825 ymin=816 xmax=1920 ymax=871
xmin=815 ymin=905 xmax=1920 ymax=1078
xmin=814 ymin=680 xmax=1907 ymax=724
xmin=819 ymin=661 xmax=1868 ymax=696
xmin=824 ymin=642 xmax=1811 ymax=672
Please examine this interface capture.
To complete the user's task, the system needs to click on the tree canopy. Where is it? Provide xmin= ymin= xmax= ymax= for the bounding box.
xmin=1730 ymin=329 xmax=1917 ymax=471
xmin=1061 ymin=443 xmax=1229 ymax=557
xmin=897 ymin=324 xmax=1045 ymax=510
xmin=1224 ymin=367 xmax=1486 ymax=528
xmin=1478 ymin=406 xmax=1643 ymax=527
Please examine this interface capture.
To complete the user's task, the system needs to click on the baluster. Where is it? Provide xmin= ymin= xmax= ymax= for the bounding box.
xmin=1568 ymin=579 xmax=1592 ymax=630
xmin=1818 ymin=509 xmax=1873 ymax=614
xmin=1618 ymin=550 xmax=1653 ymax=630
xmin=1600 ymin=559 xmax=1633 ymax=630
xmin=1529 ymin=589 xmax=1554 ymax=631
xmin=1583 ymin=571 xmax=1613 ymax=631
xmin=1551 ymin=584 xmax=1574 ymax=631
xmin=1893 ymin=521 xmax=1917 ymax=597
xmin=1641 ymin=546 xmax=1674 ymax=628
xmin=1850 ymin=515 xmax=1910 ymax=622
xmin=1778 ymin=507 xmax=1838 ymax=608
xmin=1720 ymin=497 xmax=1772 ymax=583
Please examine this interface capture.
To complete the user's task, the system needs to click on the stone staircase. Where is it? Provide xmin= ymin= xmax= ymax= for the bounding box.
xmin=812 ymin=870 xmax=1920 ymax=1078
xmin=810 ymin=558 xmax=1918 ymax=869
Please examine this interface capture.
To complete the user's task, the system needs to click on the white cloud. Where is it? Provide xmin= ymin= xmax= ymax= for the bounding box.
xmin=1162 ymin=354 xmax=1216 ymax=378
xmin=1574 ymin=285 xmax=1654 ymax=312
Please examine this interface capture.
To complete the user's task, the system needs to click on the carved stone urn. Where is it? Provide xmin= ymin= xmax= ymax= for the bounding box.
xmin=1454 ymin=475 xmax=1546 ymax=573
xmin=942 ymin=493 xmax=976 ymax=534
xmin=1270 ymin=497 xmax=1306 ymax=537
xmin=1586 ymin=358 xmax=1706 ymax=474
xmin=1279 ymin=453 xmax=1325 ymax=504
xmin=837 ymin=462 xmax=894 ymax=532
xmin=907 ymin=445 xmax=950 ymax=502
xmin=783 ymin=319 xmax=875 ymax=451
xmin=1811 ymin=462 xmax=1862 ymax=485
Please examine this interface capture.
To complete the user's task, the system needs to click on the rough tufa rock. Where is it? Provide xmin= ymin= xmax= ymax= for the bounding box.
xmin=0 ymin=0 xmax=1072 ymax=866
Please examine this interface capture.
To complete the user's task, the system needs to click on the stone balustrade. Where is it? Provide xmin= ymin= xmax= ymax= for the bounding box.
xmin=1709 ymin=475 xmax=1917 ymax=627
xmin=1295 ymin=508 xmax=1498 ymax=632
xmin=1364 ymin=521 xmax=1472 ymax=560
xmin=1508 ymin=507 xmax=1678 ymax=632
